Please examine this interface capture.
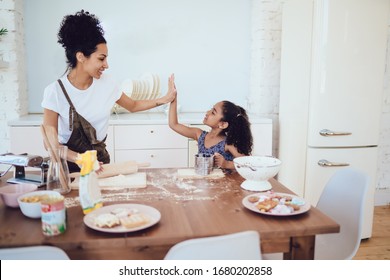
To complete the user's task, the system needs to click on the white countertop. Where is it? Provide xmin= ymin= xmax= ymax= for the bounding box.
xmin=8 ymin=112 xmax=272 ymax=126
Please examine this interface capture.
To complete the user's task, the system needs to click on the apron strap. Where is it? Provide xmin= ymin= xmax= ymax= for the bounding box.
xmin=57 ymin=79 xmax=76 ymax=131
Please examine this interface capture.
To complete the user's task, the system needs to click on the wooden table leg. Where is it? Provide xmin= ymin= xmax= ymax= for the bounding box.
xmin=285 ymin=236 xmax=315 ymax=260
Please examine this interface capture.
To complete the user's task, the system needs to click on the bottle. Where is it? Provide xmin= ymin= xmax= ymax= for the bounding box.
xmin=76 ymin=150 xmax=103 ymax=214
xmin=46 ymin=146 xmax=71 ymax=194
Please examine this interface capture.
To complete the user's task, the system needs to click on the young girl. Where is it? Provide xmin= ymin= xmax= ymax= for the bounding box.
xmin=168 ymin=75 xmax=253 ymax=170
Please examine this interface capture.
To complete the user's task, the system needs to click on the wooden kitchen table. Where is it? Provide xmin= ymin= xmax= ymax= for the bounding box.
xmin=0 ymin=168 xmax=339 ymax=260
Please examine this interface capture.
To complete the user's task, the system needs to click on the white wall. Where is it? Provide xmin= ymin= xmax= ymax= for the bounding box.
xmin=24 ymin=0 xmax=251 ymax=113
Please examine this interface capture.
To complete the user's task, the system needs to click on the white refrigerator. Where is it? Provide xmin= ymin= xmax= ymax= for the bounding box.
xmin=278 ymin=0 xmax=389 ymax=238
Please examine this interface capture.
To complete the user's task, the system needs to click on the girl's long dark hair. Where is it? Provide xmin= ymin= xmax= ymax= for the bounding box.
xmin=57 ymin=10 xmax=106 ymax=71
xmin=220 ymin=101 xmax=253 ymax=155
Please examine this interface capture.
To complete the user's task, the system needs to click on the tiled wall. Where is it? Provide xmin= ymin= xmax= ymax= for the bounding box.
xmin=1 ymin=0 xmax=389 ymax=194
xmin=0 ymin=0 xmax=28 ymax=152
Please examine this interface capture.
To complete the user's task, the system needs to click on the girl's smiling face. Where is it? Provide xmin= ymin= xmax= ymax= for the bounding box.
xmin=203 ymin=101 xmax=226 ymax=128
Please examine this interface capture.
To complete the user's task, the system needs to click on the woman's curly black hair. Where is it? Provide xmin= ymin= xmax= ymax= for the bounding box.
xmin=220 ymin=101 xmax=253 ymax=155
xmin=57 ymin=10 xmax=106 ymax=70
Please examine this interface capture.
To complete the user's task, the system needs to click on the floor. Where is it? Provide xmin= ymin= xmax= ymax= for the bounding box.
xmin=353 ymin=205 xmax=390 ymax=260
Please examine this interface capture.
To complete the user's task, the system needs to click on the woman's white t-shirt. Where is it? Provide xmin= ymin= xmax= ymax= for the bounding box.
xmin=41 ymin=74 xmax=123 ymax=144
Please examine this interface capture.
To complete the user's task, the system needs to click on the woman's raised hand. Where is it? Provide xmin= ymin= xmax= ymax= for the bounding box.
xmin=166 ymin=73 xmax=177 ymax=103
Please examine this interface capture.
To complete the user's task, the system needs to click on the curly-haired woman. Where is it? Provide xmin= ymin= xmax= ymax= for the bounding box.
xmin=41 ymin=10 xmax=175 ymax=172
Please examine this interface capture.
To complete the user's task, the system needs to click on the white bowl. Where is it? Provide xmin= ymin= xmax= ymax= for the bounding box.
xmin=17 ymin=190 xmax=62 ymax=218
xmin=234 ymin=156 xmax=282 ymax=191
xmin=0 ymin=183 xmax=38 ymax=208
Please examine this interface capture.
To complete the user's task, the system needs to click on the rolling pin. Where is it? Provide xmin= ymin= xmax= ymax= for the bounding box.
xmin=70 ymin=161 xmax=150 ymax=179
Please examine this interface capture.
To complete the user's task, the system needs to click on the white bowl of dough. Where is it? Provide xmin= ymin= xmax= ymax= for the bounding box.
xmin=234 ymin=156 xmax=282 ymax=192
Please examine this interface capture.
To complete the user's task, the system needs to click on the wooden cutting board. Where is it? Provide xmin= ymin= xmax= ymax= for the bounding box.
xmin=177 ymin=168 xmax=225 ymax=179
xmin=70 ymin=161 xmax=150 ymax=179
xmin=70 ymin=172 xmax=147 ymax=190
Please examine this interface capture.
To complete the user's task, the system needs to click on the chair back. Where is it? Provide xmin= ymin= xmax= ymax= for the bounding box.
xmin=0 ymin=245 xmax=70 ymax=260
xmin=164 ymin=230 xmax=261 ymax=260
xmin=315 ymin=167 xmax=370 ymax=260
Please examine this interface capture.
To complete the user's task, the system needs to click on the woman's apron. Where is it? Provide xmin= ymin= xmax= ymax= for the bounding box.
xmin=58 ymin=79 xmax=110 ymax=173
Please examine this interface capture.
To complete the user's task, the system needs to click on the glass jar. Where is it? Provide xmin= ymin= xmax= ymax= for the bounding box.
xmin=46 ymin=146 xmax=71 ymax=194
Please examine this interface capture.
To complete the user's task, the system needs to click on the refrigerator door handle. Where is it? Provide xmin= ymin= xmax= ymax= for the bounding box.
xmin=319 ymin=129 xmax=352 ymax=137
xmin=318 ymin=159 xmax=350 ymax=167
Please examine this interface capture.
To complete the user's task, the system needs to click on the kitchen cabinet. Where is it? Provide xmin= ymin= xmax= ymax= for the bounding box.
xmin=9 ymin=126 xmax=47 ymax=157
xmin=188 ymin=124 xmax=210 ymax=167
xmin=114 ymin=124 xmax=188 ymax=168
xmin=9 ymin=125 xmax=115 ymax=162
xmin=278 ymin=0 xmax=388 ymax=238
xmin=7 ymin=113 xmax=272 ymax=169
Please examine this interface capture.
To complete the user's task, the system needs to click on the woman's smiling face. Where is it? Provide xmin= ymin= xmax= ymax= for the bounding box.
xmin=83 ymin=43 xmax=109 ymax=79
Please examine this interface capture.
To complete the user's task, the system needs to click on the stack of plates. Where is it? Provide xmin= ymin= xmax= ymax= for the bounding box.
xmin=121 ymin=73 xmax=161 ymax=100
xmin=112 ymin=73 xmax=162 ymax=114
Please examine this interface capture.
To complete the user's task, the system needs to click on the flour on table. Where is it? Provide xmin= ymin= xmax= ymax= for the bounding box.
xmin=98 ymin=173 xmax=147 ymax=189
xmin=65 ymin=169 xmax=237 ymax=208
xmin=177 ymin=168 xmax=225 ymax=179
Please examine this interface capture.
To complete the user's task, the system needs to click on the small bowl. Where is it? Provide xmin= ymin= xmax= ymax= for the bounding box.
xmin=234 ymin=156 xmax=282 ymax=192
xmin=18 ymin=190 xmax=62 ymax=219
xmin=0 ymin=183 xmax=38 ymax=208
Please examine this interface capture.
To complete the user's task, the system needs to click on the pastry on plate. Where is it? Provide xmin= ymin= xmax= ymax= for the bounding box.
xmin=247 ymin=196 xmax=260 ymax=203
xmin=94 ymin=213 xmax=120 ymax=228
xmin=256 ymin=199 xmax=279 ymax=212
xmin=120 ymin=213 xmax=150 ymax=229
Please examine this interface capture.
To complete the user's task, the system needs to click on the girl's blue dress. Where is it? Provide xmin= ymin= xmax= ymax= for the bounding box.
xmin=197 ymin=131 xmax=233 ymax=161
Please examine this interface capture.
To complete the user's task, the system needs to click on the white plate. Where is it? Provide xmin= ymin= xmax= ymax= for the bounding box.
xmin=242 ymin=192 xmax=310 ymax=216
xmin=154 ymin=74 xmax=160 ymax=94
xmin=138 ymin=80 xmax=143 ymax=95
xmin=142 ymin=80 xmax=149 ymax=99
xmin=134 ymin=80 xmax=139 ymax=93
xmin=83 ymin=204 xmax=161 ymax=233
xmin=141 ymin=73 xmax=154 ymax=98
xmin=152 ymin=74 xmax=158 ymax=94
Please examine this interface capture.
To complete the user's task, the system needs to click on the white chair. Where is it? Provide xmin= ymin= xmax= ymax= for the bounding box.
xmin=263 ymin=167 xmax=370 ymax=260
xmin=164 ymin=230 xmax=262 ymax=260
xmin=0 ymin=245 xmax=70 ymax=260
xmin=314 ymin=167 xmax=369 ymax=260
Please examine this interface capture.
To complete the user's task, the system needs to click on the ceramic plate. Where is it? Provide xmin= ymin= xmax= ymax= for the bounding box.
xmin=242 ymin=192 xmax=310 ymax=216
xmin=141 ymin=73 xmax=154 ymax=98
xmin=154 ymin=74 xmax=160 ymax=95
xmin=83 ymin=203 xmax=161 ymax=233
